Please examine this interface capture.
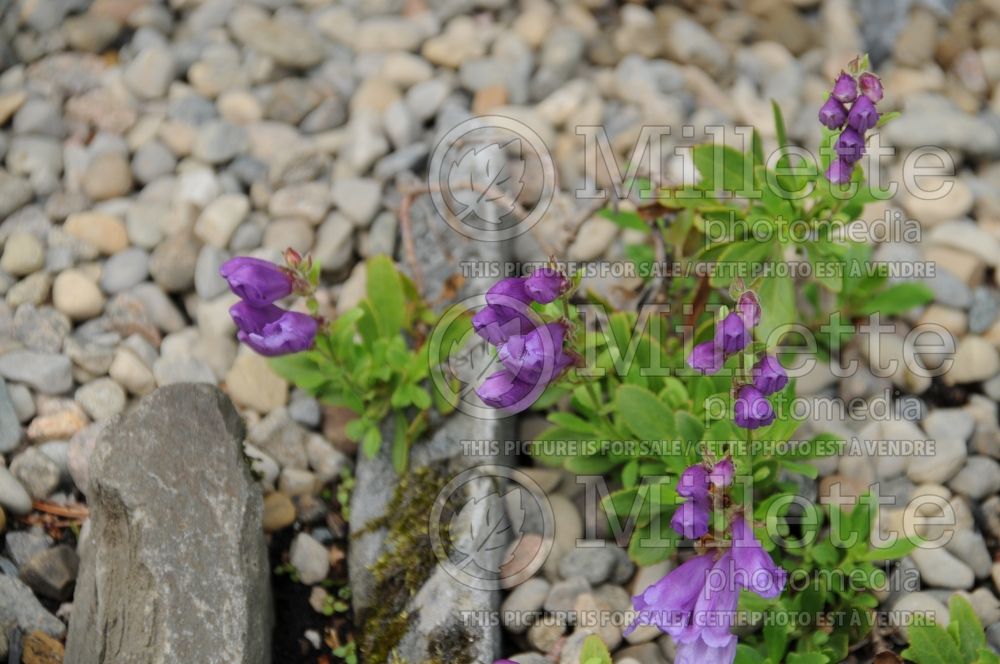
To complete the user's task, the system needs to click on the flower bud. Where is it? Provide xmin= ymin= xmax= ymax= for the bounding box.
xmin=824 ymin=157 xmax=853 ymax=185
xmin=858 ymin=72 xmax=883 ymax=102
xmin=737 ymin=291 xmax=761 ymax=328
xmin=715 ymin=312 xmax=751 ymax=355
xmin=751 ymin=355 xmax=788 ymax=395
xmin=818 ymin=96 xmax=848 ymax=130
xmin=734 ymin=386 xmax=776 ymax=429
xmin=524 ymin=267 xmax=569 ymax=304
xmin=846 ymin=94 xmax=879 ymax=132
xmin=831 ymin=71 xmax=857 ymax=103
xmin=834 ymin=127 xmax=864 ymax=164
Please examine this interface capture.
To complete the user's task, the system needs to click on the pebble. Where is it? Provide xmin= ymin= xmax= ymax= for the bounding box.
xmin=226 ymin=351 xmax=288 ymax=413
xmin=1 ymin=232 xmax=45 ymax=276
xmin=330 ymin=177 xmax=382 ymax=228
xmin=558 ymin=545 xmax=618 ymax=585
xmin=26 ymin=402 xmax=87 ymax=442
xmin=108 ymin=347 xmax=156 ymax=396
xmin=75 ymin=378 xmax=126 ymax=421
xmin=148 ymin=233 xmax=199 ymax=292
xmin=945 ymin=335 xmax=1000 ymax=384
xmin=99 ymin=248 xmax=150 ymax=293
xmin=193 ymin=121 xmax=248 ymax=165
xmin=312 ymin=213 xmax=354 ymax=273
xmin=262 ymin=492 xmax=296 ymax=532
xmin=289 ymin=532 xmax=330 ymax=585
xmin=9 ymin=448 xmax=60 ymax=501
xmin=910 ymin=546 xmax=975 ymax=589
xmin=304 ymin=434 xmax=347 ymax=484
xmin=944 ymin=530 xmax=993 ymax=580
xmin=22 ymin=630 xmax=65 ymax=663
xmin=53 ymin=269 xmax=106 ymax=320
xmin=152 ymin=356 xmax=216 ymax=386
xmin=81 ymin=152 xmax=133 ymax=201
xmin=63 ymin=212 xmax=129 ymax=255
xmin=0 ymin=466 xmax=33 ymax=515
xmin=123 ymin=46 xmax=175 ymax=100
xmin=0 ymin=351 xmax=73 ymax=394
xmin=0 ymin=575 xmax=65 ymax=638
xmin=890 ymin=592 xmax=949 ymax=640
xmin=949 ymin=456 xmax=1000 ymax=500
xmin=502 ymin=577 xmax=550 ymax=634
xmin=19 ymin=545 xmax=79 ymax=601
xmin=0 ymin=378 xmax=22 ymax=452
xmin=544 ymin=576 xmax=591 ymax=613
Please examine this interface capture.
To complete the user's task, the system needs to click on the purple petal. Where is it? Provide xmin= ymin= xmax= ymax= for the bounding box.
xmin=629 ymin=553 xmax=716 ymax=638
xmin=476 ymin=369 xmax=535 ymax=410
xmin=220 ymin=256 xmax=293 ymax=306
xmin=733 ymin=386 xmax=775 ymax=429
xmin=846 ymin=94 xmax=879 ymax=132
xmin=678 ymin=465 xmax=709 ymax=500
xmin=859 ymin=72 xmax=883 ymax=102
xmin=709 ymin=458 xmax=734 ymax=489
xmin=752 ymin=355 xmax=788 ymax=395
xmin=737 ymin=291 xmax=761 ymax=328
xmin=674 ymin=634 xmax=737 ymax=664
xmin=715 ymin=313 xmax=750 ymax=355
xmin=818 ymin=96 xmax=848 ymax=130
xmin=239 ymin=310 xmax=317 ymax=357
xmin=671 ymin=497 xmax=711 ymax=540
xmin=472 ymin=305 xmax=535 ymax=345
xmin=687 ymin=341 xmax=724 ymax=375
xmin=729 ymin=516 xmax=787 ymax=599
xmin=676 ymin=550 xmax=739 ymax=647
xmin=230 ymin=300 xmax=284 ymax=335
xmin=831 ymin=71 xmax=857 ymax=103
xmin=824 ymin=158 xmax=854 ymax=185
xmin=834 ymin=127 xmax=865 ymax=164
xmin=485 ymin=278 xmax=532 ymax=307
xmin=524 ymin=267 xmax=569 ymax=304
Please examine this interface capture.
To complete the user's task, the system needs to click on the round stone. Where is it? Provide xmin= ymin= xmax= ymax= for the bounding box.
xmin=82 ymin=153 xmax=134 ymax=201
xmin=63 ymin=212 xmax=129 ymax=255
xmin=52 ymin=269 xmax=106 ymax=320
xmin=0 ymin=232 xmax=45 ymax=276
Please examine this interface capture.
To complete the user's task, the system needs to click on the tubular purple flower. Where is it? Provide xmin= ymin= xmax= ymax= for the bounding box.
xmin=677 ymin=464 xmax=710 ymax=501
xmin=714 ymin=313 xmax=750 ymax=355
xmin=859 ymin=72 xmax=883 ymax=102
xmin=687 ymin=341 xmax=723 ymax=375
xmin=834 ymin=127 xmax=864 ymax=164
xmin=476 ymin=369 xmax=535 ymax=410
xmin=627 ymin=552 xmax=716 ymax=638
xmin=675 ymin=550 xmax=739 ymax=648
xmin=709 ymin=457 xmax=734 ymax=489
xmin=846 ymin=93 xmax=879 ymax=132
xmin=736 ymin=291 xmax=760 ymax=328
xmin=729 ymin=516 xmax=787 ymax=599
xmin=472 ymin=305 xmax=534 ymax=345
xmin=674 ymin=635 xmax=737 ymax=664
xmin=524 ymin=267 xmax=569 ymax=304
xmin=231 ymin=302 xmax=318 ymax=357
xmin=497 ymin=322 xmax=567 ymax=383
xmin=485 ymin=277 xmax=532 ymax=307
xmin=817 ymin=96 xmax=848 ymax=130
xmin=831 ymin=71 xmax=857 ymax=103
xmin=752 ymin=356 xmax=788 ymax=395
xmin=824 ymin=157 xmax=853 ymax=185
xmin=671 ymin=499 xmax=711 ymax=540
xmin=733 ymin=386 xmax=775 ymax=429
xmin=220 ymin=256 xmax=293 ymax=306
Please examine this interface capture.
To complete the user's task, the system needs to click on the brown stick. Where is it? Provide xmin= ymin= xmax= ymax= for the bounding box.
xmin=31 ymin=500 xmax=89 ymax=519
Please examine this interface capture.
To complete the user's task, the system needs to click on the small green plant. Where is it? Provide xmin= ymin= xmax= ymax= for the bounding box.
xmin=333 ymin=640 xmax=358 ymax=664
xmin=579 ymin=634 xmax=613 ymax=664
xmin=274 ymin=561 xmax=301 ymax=583
xmin=271 ymin=255 xmax=440 ymax=470
xmin=901 ymin=595 xmax=1000 ymax=664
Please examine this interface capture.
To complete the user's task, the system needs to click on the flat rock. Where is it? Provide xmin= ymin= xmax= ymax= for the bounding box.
xmin=66 ymin=385 xmax=271 ymax=663
xmin=0 ymin=350 xmax=72 ymax=394
xmin=0 ymin=575 xmax=65 ymax=638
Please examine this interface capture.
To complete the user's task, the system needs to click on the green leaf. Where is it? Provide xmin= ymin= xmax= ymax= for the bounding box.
xmin=948 ymin=594 xmax=987 ymax=661
xmin=366 ymin=255 xmax=405 ymax=337
xmin=858 ymin=282 xmax=934 ymax=316
xmin=579 ymin=634 xmax=613 ymax=664
xmin=787 ymin=654 xmax=829 ymax=664
xmin=599 ymin=208 xmax=648 ymax=232
xmin=693 ymin=144 xmax=752 ymax=196
xmin=627 ymin=520 xmax=674 ymax=566
xmin=361 ymin=424 xmax=381 ymax=458
xmin=391 ymin=412 xmax=408 ymax=472
xmin=757 ymin=272 xmax=795 ymax=348
xmin=901 ymin=623 xmax=963 ymax=664
xmin=976 ymin=648 xmax=1000 ymax=664
xmin=734 ymin=644 xmax=767 ymax=664
xmin=616 ymin=384 xmax=675 ymax=441
xmin=763 ymin=619 xmax=789 ymax=663
xmin=875 ymin=111 xmax=900 ymax=128
xmin=860 ymin=535 xmax=918 ymax=561
xmin=548 ymin=411 xmax=598 ymax=434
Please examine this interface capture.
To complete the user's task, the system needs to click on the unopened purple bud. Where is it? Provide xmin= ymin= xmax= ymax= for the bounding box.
xmin=710 ymin=457 xmax=734 ymax=488
xmin=737 ymin=291 xmax=761 ymax=328
xmin=846 ymin=94 xmax=879 ymax=132
xmin=834 ymin=127 xmax=865 ymax=164
xmin=485 ymin=278 xmax=532 ymax=307
xmin=859 ymin=72 xmax=883 ymax=102
xmin=687 ymin=341 xmax=723 ymax=375
xmin=825 ymin=158 xmax=853 ymax=185
xmin=831 ymin=71 xmax=857 ymax=103
xmin=818 ymin=96 xmax=848 ymax=130
xmin=524 ymin=267 xmax=569 ymax=304
xmin=752 ymin=356 xmax=788 ymax=395
xmin=220 ymin=256 xmax=293 ymax=306
xmin=734 ymin=386 xmax=775 ymax=430
xmin=231 ymin=301 xmax=317 ymax=357
xmin=715 ymin=312 xmax=750 ymax=355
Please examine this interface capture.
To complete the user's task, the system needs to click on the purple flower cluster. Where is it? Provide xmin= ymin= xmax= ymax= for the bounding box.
xmin=220 ymin=257 xmax=318 ymax=356
xmin=631 ymin=456 xmax=787 ymax=664
xmin=474 ymin=269 xmax=575 ymax=410
xmin=670 ymin=458 xmax=733 ymax=540
xmin=819 ymin=70 xmax=883 ymax=184
xmin=686 ymin=291 xmax=788 ymax=429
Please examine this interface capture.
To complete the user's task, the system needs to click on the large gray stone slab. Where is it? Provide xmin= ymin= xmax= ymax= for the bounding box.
xmin=65 ymin=384 xmax=272 ymax=663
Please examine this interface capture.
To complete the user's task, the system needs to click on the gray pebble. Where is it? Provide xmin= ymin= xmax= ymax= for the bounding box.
xmin=558 ymin=545 xmax=618 ymax=585
xmin=99 ymin=247 xmax=150 ymax=294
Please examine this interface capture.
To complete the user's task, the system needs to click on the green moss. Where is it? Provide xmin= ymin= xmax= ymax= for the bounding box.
xmin=357 ymin=462 xmax=456 ymax=663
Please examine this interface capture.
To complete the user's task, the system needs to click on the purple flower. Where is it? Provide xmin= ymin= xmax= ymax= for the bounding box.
xmin=817 ymin=96 xmax=848 ymax=130
xmin=671 ymin=499 xmax=711 ymax=540
xmin=834 ymin=127 xmax=864 ymax=164
xmin=687 ymin=341 xmax=723 ymax=375
xmin=714 ymin=313 xmax=750 ymax=355
xmin=736 ymin=291 xmax=760 ymax=329
xmin=859 ymin=72 xmax=883 ymax=102
xmin=472 ymin=305 xmax=534 ymax=345
xmin=524 ymin=267 xmax=568 ymax=304
xmin=709 ymin=457 xmax=734 ymax=489
xmin=846 ymin=93 xmax=879 ymax=132
xmin=628 ymin=552 xmax=716 ymax=638
xmin=230 ymin=301 xmax=317 ymax=356
xmin=677 ymin=464 xmax=710 ymax=501
xmin=752 ymin=356 xmax=788 ymax=395
xmin=831 ymin=71 xmax=857 ymax=103
xmin=733 ymin=386 xmax=775 ymax=429
xmin=220 ymin=257 xmax=293 ymax=306
xmin=675 ymin=635 xmax=737 ymax=664
xmin=673 ymin=551 xmax=739 ymax=652
xmin=485 ymin=277 xmax=532 ymax=308
xmin=729 ymin=516 xmax=787 ymax=599
xmin=824 ymin=157 xmax=853 ymax=185
xmin=497 ymin=322 xmax=568 ymax=383
xmin=476 ymin=369 xmax=536 ymax=410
